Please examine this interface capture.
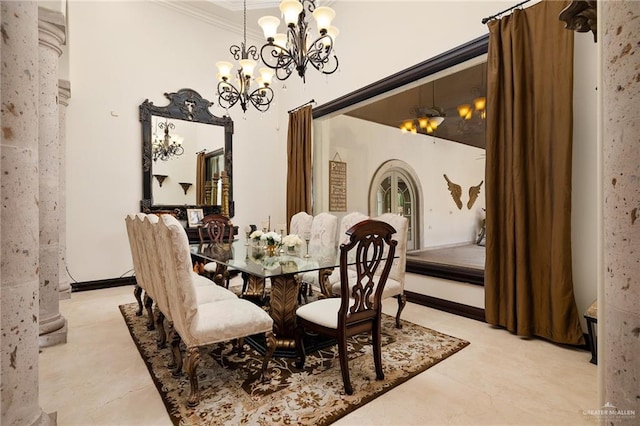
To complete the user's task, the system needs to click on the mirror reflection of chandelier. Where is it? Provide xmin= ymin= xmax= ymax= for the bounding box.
xmin=457 ymin=94 xmax=487 ymax=120
xmin=400 ymin=81 xmax=446 ymax=135
xmin=216 ymin=0 xmax=275 ymax=113
xmin=258 ymin=0 xmax=339 ymax=82
xmin=457 ymin=63 xmax=487 ymax=121
xmin=152 ymin=120 xmax=184 ymax=162
xmin=400 ymin=107 xmax=446 ymax=135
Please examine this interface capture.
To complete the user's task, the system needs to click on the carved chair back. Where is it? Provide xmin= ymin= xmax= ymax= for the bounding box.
xmin=338 ymin=220 xmax=397 ymax=327
xmin=198 ymin=214 xmax=233 ymax=244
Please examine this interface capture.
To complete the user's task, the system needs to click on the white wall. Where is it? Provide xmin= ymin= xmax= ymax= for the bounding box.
xmin=64 ymin=1 xmax=597 ymax=327
xmin=65 ymin=1 xmax=285 ymax=281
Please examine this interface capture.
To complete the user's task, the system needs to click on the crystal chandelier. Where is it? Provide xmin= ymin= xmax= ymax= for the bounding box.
xmin=258 ymin=0 xmax=339 ymax=82
xmin=152 ymin=120 xmax=184 ymax=161
xmin=216 ymin=0 xmax=275 ymax=113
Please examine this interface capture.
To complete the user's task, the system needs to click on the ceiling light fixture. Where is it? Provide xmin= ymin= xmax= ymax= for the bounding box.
xmin=400 ymin=82 xmax=446 ymax=135
xmin=258 ymin=0 xmax=339 ymax=82
xmin=152 ymin=120 xmax=184 ymax=161
xmin=400 ymin=107 xmax=446 ymax=135
xmin=216 ymin=0 xmax=275 ymax=113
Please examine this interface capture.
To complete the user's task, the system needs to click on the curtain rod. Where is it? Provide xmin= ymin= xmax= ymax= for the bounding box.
xmin=481 ymin=0 xmax=531 ymax=24
xmin=288 ymin=99 xmax=316 ymax=114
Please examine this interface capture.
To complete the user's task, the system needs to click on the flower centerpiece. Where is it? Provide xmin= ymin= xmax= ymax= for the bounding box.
xmin=250 ymin=229 xmax=264 ymax=242
xmin=282 ymin=233 xmax=303 ymax=256
xmin=260 ymin=231 xmax=282 ymax=257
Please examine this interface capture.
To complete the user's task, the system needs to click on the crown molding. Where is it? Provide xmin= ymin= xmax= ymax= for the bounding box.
xmin=151 ymin=0 xmax=265 ymax=41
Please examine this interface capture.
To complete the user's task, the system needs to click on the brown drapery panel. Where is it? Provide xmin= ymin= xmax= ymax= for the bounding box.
xmin=195 ymin=152 xmax=206 ymax=205
xmin=286 ymin=105 xmax=313 ymax=230
xmin=485 ymin=0 xmax=584 ymax=345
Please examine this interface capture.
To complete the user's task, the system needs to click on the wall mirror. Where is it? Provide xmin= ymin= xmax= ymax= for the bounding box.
xmin=140 ymin=88 xmax=235 ymax=218
xmin=313 ymin=34 xmax=489 ymax=285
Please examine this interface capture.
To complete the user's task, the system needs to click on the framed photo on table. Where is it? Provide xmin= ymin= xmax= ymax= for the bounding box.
xmin=186 ymin=208 xmax=204 ymax=228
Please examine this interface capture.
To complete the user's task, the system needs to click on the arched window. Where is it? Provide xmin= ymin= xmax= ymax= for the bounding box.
xmin=369 ymin=160 xmax=421 ymax=250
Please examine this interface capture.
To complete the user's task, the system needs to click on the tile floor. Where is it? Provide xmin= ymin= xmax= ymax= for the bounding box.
xmin=39 ymin=282 xmax=597 ymax=425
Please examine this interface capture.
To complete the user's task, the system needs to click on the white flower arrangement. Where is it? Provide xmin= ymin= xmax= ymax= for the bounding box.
xmin=261 ymin=231 xmax=282 ymax=246
xmin=282 ymin=233 xmax=303 ymax=247
xmin=250 ymin=230 xmax=264 ymax=241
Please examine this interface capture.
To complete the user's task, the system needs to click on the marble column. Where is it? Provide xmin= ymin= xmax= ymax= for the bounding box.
xmin=1 ymin=3 xmax=55 ymax=425
xmin=601 ymin=1 xmax=640 ymax=419
xmin=58 ymin=79 xmax=71 ymax=300
xmin=37 ymin=7 xmax=67 ymax=347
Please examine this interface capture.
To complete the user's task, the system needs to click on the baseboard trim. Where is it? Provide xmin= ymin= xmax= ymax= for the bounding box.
xmin=71 ymin=276 xmax=136 ymax=292
xmin=405 ymin=291 xmax=486 ymax=322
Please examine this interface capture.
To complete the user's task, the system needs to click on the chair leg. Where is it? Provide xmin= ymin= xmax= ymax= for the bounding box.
xmin=235 ymin=337 xmax=246 ymax=357
xmin=156 ymin=310 xmax=167 ymax=348
xmin=338 ymin=338 xmax=353 ymax=395
xmin=166 ymin=323 xmax=177 ymax=370
xmin=298 ymin=282 xmax=309 ymax=305
xmin=294 ymin=325 xmax=307 ymax=369
xmin=170 ymin=329 xmax=183 ymax=377
xmin=185 ymin=347 xmax=201 ymax=407
xmin=143 ymin=293 xmax=155 ymax=331
xmin=260 ymin=331 xmax=276 ymax=382
xmin=372 ymin=319 xmax=384 ymax=381
xmin=241 ymin=272 xmax=249 ymax=294
xmin=395 ymin=293 xmax=407 ymax=329
xmin=134 ymin=285 xmax=143 ymax=316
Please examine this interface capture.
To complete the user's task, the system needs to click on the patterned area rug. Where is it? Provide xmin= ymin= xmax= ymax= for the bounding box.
xmin=119 ymin=302 xmax=469 ymax=425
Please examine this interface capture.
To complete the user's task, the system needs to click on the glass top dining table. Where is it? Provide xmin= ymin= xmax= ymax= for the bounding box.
xmin=190 ymin=240 xmax=339 ymax=355
xmin=190 ymin=240 xmax=340 ymax=281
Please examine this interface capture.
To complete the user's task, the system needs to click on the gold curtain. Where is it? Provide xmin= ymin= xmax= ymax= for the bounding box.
xmin=286 ymin=105 xmax=313 ymax=228
xmin=195 ymin=152 xmax=206 ymax=205
xmin=485 ymin=0 xmax=584 ymax=345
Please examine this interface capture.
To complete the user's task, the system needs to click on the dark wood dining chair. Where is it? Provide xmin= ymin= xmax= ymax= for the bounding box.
xmin=294 ymin=219 xmax=397 ymax=395
xmin=199 ymin=214 xmax=234 ymax=287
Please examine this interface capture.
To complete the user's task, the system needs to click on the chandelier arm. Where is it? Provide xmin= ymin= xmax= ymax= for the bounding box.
xmin=260 ymin=43 xmax=295 ymax=81
xmin=306 ymin=35 xmax=338 ymax=75
xmin=248 ymin=86 xmax=275 ymax=112
xmin=245 ymin=44 xmax=259 ymax=61
xmin=216 ymin=80 xmax=241 ymax=110
xmin=230 ymin=44 xmax=242 ymax=61
xmin=171 ymin=145 xmax=185 ymax=156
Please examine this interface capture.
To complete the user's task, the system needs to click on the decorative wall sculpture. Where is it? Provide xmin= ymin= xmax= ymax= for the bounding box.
xmin=444 ymin=174 xmax=463 ymax=210
xmin=444 ymin=175 xmax=484 ymax=210
xmin=467 ymin=180 xmax=484 ymax=209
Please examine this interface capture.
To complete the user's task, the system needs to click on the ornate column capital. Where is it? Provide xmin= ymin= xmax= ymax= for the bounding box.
xmin=38 ymin=7 xmax=66 ymax=55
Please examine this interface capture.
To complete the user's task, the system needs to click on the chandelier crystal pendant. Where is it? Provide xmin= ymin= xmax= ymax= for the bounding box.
xmin=258 ymin=0 xmax=339 ymax=82
xmin=216 ymin=0 xmax=275 ymax=113
xmin=152 ymin=120 xmax=184 ymax=161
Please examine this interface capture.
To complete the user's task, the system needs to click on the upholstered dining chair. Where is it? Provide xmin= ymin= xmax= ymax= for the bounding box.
xmin=313 ymin=211 xmax=369 ymax=297
xmin=330 ymin=213 xmax=408 ymax=328
xmin=297 ymin=212 xmax=338 ymax=302
xmin=289 ymin=211 xmax=313 ymax=238
xmin=199 ymin=214 xmax=234 ymax=288
xmin=125 ymin=214 xmax=155 ymax=328
xmin=141 ymin=214 xmax=238 ymax=347
xmin=154 ymin=214 xmax=276 ymax=407
xmin=295 ymin=219 xmax=397 ymax=395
